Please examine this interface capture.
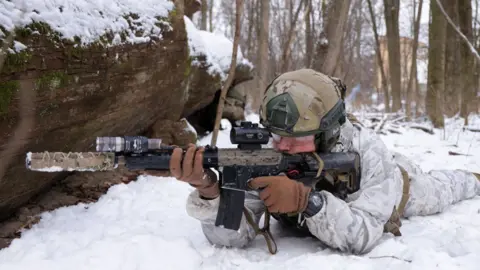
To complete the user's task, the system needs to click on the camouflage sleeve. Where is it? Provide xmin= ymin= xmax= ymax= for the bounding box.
xmin=185 ymin=189 xmax=265 ymax=248
xmin=304 ymin=126 xmax=402 ymax=254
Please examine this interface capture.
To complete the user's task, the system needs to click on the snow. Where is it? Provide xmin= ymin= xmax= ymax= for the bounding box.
xmin=184 ymin=16 xmax=253 ymax=80
xmin=244 ymin=112 xmax=261 ymax=125
xmin=182 ymin=118 xmax=197 ymax=137
xmin=0 ymin=0 xmax=174 ymax=46
xmin=12 ymin=40 xmax=27 ymax=52
xmin=1 ymin=113 xmax=480 ymax=269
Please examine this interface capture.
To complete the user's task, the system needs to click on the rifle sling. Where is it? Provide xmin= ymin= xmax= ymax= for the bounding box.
xmin=243 ymin=207 xmax=278 ymax=254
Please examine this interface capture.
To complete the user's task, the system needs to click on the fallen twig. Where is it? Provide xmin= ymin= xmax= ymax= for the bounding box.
xmin=409 ymin=124 xmax=434 ymax=134
xmin=386 ymin=128 xmax=402 ymax=134
xmin=391 ymin=115 xmax=407 ymax=123
xmin=463 ymin=126 xmax=480 ymax=133
xmin=368 ymin=255 xmax=412 ymax=263
xmin=374 ymin=115 xmax=388 ymax=133
xmin=448 ymin=151 xmax=471 ymax=156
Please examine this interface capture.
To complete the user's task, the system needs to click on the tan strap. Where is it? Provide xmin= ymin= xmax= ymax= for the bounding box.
xmin=397 ymin=165 xmax=410 ymax=216
xmin=383 ymin=165 xmax=411 ymax=236
xmin=346 ymin=113 xmax=364 ymax=127
xmin=243 ymin=207 xmax=278 ymax=254
xmin=311 ymin=152 xmax=325 ymax=178
xmin=383 ymin=206 xmax=402 ymax=236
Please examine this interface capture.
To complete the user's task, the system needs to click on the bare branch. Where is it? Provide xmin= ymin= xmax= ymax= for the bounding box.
xmin=210 ymin=0 xmax=244 ymax=146
xmin=280 ymin=0 xmax=305 ymax=72
xmin=366 ymin=0 xmax=391 ymax=112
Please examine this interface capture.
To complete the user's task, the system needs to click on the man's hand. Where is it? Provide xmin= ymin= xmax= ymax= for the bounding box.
xmin=249 ymin=175 xmax=311 ymax=214
xmin=169 ymin=143 xmax=219 ymax=199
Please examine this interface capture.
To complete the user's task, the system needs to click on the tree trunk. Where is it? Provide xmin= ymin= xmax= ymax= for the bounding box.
xmin=200 ymin=0 xmax=208 ymax=30
xmin=367 ymin=0 xmax=390 ymax=112
xmin=426 ymin=0 xmax=447 ymax=127
xmin=458 ymin=0 xmax=474 ymax=124
xmin=383 ymin=0 xmax=402 ymax=112
xmin=304 ymin=0 xmax=313 ymax=68
xmin=245 ymin=0 xmax=256 ymax=58
xmin=281 ymin=0 xmax=304 ymax=72
xmin=475 ymin=0 xmax=479 ymax=49
xmin=443 ymin=0 xmax=461 ymax=117
xmin=208 ymin=0 xmax=214 ymax=32
xmin=314 ymin=0 xmax=352 ymax=76
xmin=406 ymin=0 xmax=423 ymax=120
xmin=248 ymin=0 xmax=269 ymax=113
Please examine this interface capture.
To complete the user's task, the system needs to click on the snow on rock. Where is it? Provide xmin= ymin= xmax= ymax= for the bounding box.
xmin=197 ymin=114 xmax=273 ymax=148
xmin=1 ymin=114 xmax=480 ymax=269
xmin=220 ymin=118 xmax=232 ymax=130
xmin=0 ymin=0 xmax=174 ymax=46
xmin=181 ymin=118 xmax=197 ymax=137
xmin=184 ymin=16 xmax=253 ymax=80
xmin=197 ymin=119 xmax=236 ymax=148
xmin=12 ymin=40 xmax=27 ymax=52
xmin=244 ymin=112 xmax=261 ymax=125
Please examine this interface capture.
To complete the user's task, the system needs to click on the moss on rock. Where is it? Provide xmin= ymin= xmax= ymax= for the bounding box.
xmin=0 ymin=81 xmax=18 ymax=116
xmin=36 ymin=71 xmax=70 ymax=92
xmin=3 ymin=49 xmax=32 ymax=73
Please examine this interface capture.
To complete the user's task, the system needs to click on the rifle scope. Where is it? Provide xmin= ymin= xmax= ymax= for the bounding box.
xmin=230 ymin=121 xmax=270 ymax=145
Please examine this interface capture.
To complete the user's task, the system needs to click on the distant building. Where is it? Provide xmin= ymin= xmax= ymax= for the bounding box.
xmin=373 ymin=36 xmax=428 ymax=110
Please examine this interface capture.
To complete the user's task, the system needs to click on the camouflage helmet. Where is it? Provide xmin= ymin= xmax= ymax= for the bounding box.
xmin=259 ymin=69 xmax=347 ymax=151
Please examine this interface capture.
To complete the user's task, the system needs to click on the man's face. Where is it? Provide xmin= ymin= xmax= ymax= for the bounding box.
xmin=271 ymin=134 xmax=316 ymax=154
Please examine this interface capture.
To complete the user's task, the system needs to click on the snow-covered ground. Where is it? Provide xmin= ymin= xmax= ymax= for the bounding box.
xmin=0 ymin=114 xmax=479 ymax=270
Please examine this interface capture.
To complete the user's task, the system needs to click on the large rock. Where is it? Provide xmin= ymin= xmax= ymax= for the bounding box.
xmin=0 ymin=0 xmax=253 ymax=225
xmin=0 ymin=3 xmax=187 ymax=222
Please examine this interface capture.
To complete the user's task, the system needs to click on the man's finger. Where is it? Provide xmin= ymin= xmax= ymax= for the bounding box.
xmin=259 ymin=187 xmax=271 ymax=201
xmin=169 ymin=147 xmax=183 ymax=179
xmin=248 ymin=176 xmax=272 ymax=189
xmin=263 ymin=194 xmax=275 ymax=208
xmin=192 ymin=147 xmax=205 ymax=178
xmin=182 ymin=145 xmax=196 ymax=178
xmin=268 ymin=204 xmax=280 ymax=213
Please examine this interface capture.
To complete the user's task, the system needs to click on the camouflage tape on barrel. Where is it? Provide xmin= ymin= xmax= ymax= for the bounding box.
xmin=26 ymin=151 xmax=117 ymax=171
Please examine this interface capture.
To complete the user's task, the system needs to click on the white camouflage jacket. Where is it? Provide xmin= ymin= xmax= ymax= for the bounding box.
xmin=185 ymin=119 xmax=480 ymax=254
xmin=186 ymin=119 xmax=407 ymax=254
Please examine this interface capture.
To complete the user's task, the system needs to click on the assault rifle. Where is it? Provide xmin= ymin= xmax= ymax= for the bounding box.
xmin=26 ymin=121 xmax=361 ymax=231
